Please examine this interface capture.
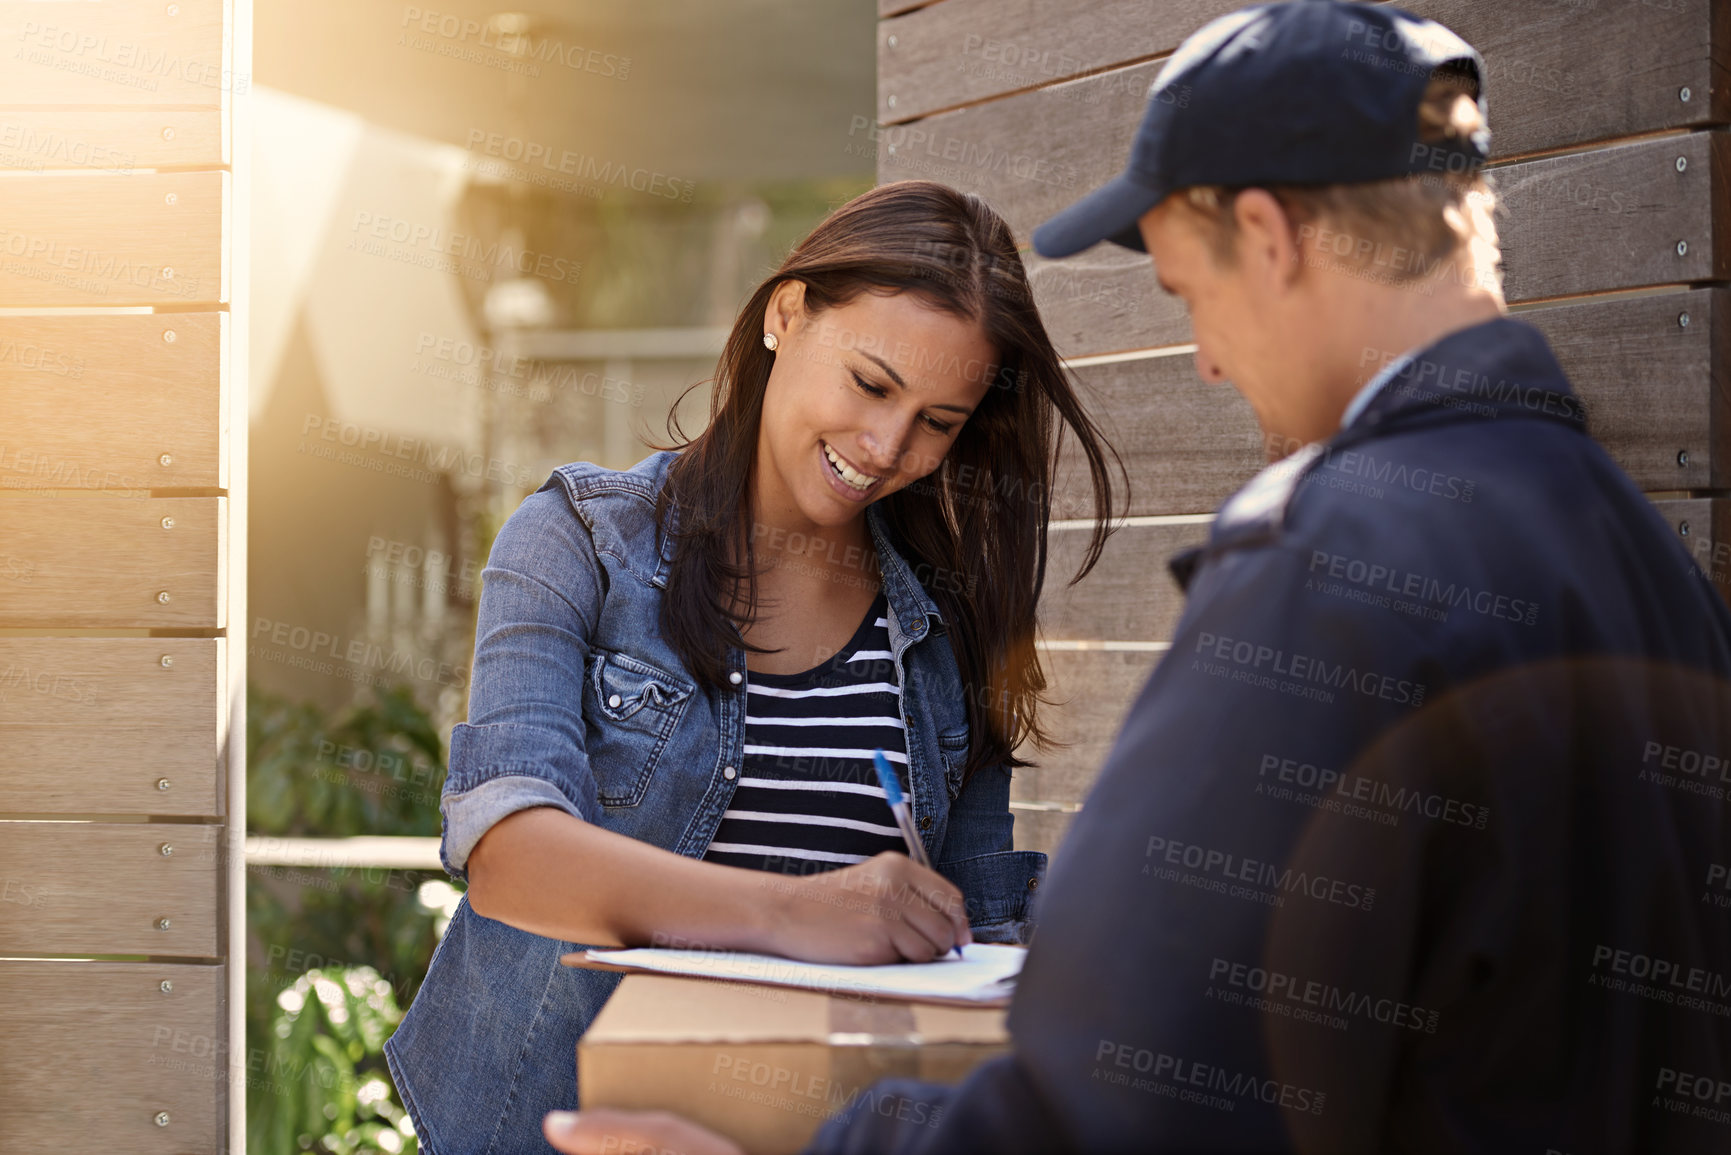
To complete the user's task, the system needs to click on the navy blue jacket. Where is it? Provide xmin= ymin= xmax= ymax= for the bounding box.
xmin=809 ymin=317 xmax=1731 ymax=1153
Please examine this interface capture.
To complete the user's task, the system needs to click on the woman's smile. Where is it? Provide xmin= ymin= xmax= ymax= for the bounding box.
xmin=819 ymin=439 xmax=884 ymax=501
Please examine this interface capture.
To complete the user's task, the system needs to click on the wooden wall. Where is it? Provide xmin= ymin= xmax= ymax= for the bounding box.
xmin=875 ymin=0 xmax=1731 ymax=857
xmin=0 ymin=1 xmax=250 ymax=1150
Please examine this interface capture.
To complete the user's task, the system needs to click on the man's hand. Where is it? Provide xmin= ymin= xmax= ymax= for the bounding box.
xmin=757 ymin=851 xmax=973 ymax=964
xmin=543 ymin=1108 xmax=745 ymax=1155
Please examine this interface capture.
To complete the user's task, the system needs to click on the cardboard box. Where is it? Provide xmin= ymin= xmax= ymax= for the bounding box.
xmin=578 ymin=974 xmax=1010 ymax=1155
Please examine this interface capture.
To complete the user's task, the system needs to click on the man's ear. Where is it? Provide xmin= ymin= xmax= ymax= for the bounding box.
xmin=1231 ymin=189 xmax=1302 ymax=292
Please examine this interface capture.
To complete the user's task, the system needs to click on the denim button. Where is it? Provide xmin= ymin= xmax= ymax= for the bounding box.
xmin=728 ymin=671 xmax=743 ymax=685
xmin=723 ymin=765 xmax=737 ymax=780
xmin=608 ymin=693 xmax=622 ymax=708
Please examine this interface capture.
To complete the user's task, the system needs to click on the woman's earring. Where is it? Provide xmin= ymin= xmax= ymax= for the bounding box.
xmin=763 ymin=333 xmax=779 ymax=352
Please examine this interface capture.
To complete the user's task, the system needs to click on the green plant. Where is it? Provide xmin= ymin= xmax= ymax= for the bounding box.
xmin=249 ymin=683 xmax=445 ymax=838
xmin=249 ymin=967 xmax=417 ymax=1154
xmin=247 ymin=681 xmax=460 ymax=1155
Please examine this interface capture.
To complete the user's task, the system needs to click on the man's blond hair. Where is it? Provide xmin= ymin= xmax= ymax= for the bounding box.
xmin=1177 ymin=68 xmax=1502 ymax=298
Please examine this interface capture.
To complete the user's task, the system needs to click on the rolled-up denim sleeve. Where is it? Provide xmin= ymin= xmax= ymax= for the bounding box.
xmin=935 ymin=762 xmax=1046 ymax=944
xmin=439 ymin=484 xmax=607 ymax=883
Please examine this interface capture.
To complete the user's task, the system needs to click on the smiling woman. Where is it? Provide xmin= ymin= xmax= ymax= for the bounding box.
xmin=382 ymin=178 xmax=1124 ymax=1155
xmin=660 ymin=179 xmax=1124 ymax=777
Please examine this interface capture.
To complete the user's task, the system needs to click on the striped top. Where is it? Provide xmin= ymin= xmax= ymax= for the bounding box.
xmin=703 ymin=592 xmax=911 ymax=876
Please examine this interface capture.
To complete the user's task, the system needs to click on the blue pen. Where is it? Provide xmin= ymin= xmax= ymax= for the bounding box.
xmin=874 ymin=748 xmax=964 ymax=958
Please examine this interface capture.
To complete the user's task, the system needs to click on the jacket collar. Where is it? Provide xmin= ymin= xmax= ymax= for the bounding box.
xmin=1340 ymin=315 xmax=1587 ymax=445
xmin=866 ymin=501 xmax=945 ymax=642
xmin=1173 ymin=317 xmax=1587 ymax=593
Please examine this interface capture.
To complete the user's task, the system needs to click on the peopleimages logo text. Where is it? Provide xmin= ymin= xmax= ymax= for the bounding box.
xmin=1193 ymin=631 xmax=1427 ymax=707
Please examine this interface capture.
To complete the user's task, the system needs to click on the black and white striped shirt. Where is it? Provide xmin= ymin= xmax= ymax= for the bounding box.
xmin=703 ymin=592 xmax=911 ymax=876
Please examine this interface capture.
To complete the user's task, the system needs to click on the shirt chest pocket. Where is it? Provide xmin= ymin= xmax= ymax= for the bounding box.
xmin=583 ymin=649 xmax=696 ymax=807
xmin=937 ymin=728 xmax=968 ymax=800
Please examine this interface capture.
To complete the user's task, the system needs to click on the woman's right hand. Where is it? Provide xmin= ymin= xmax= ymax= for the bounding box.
xmin=755 ymin=852 xmax=973 ymax=964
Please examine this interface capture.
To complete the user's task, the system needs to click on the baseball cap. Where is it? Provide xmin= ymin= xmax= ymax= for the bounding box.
xmin=1031 ymin=0 xmax=1488 ymax=258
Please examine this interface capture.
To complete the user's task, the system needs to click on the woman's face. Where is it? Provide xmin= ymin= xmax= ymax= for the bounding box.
xmin=755 ymin=283 xmax=998 ymax=532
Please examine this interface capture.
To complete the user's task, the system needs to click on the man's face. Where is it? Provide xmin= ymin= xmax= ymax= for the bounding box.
xmin=1137 ymin=196 xmax=1313 ymax=453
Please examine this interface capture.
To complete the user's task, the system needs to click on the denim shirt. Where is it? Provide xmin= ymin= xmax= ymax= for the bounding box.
xmin=384 ymin=450 xmax=1047 ymax=1155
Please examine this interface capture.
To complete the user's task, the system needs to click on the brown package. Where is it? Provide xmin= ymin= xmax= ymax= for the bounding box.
xmin=578 ymin=973 xmax=1010 ymax=1155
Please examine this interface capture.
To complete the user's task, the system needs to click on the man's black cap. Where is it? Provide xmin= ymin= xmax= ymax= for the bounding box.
xmin=1031 ymin=1 xmax=1488 ymax=258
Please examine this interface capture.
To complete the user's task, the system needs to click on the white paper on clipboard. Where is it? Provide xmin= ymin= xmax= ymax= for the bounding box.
xmin=565 ymin=942 xmax=1026 ymax=1005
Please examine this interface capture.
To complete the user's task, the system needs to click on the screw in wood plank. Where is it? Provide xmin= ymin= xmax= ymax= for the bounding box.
xmin=160 ymin=654 xmax=174 ymax=668
xmin=157 ymin=590 xmax=171 ymax=604
xmin=1680 ymin=313 xmax=1690 ymax=328
xmin=161 ymin=126 xmax=176 ymax=141
xmin=887 ymin=94 xmax=897 ymax=108
xmin=1676 ymin=156 xmax=1688 ymax=173
xmin=160 ymin=516 xmax=175 ymax=530
xmin=164 ymin=192 xmax=178 ymax=206
xmin=1680 ymin=87 xmax=1692 ymax=102
xmin=156 ymin=917 xmax=172 ymax=930
xmin=159 ymin=843 xmax=174 ymax=857
xmin=1677 ymin=241 xmax=1689 ymax=257
xmin=162 ymin=329 xmax=176 ymax=343
xmin=160 ymin=980 xmax=173 ymax=994
xmin=887 ymin=34 xmax=897 ymax=48
xmin=1678 ymin=450 xmax=1690 ymax=468
xmin=157 ymin=778 xmax=172 ymax=791
xmin=155 ymin=1112 xmax=170 ymax=1127
xmin=158 ymin=453 xmax=173 ymax=466
xmin=1680 ymin=521 xmax=1692 ymax=537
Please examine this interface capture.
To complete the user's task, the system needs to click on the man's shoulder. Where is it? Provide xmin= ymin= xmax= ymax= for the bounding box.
xmin=1264 ymin=411 xmax=1592 ymax=558
xmin=1192 ymin=412 xmax=1721 ymax=661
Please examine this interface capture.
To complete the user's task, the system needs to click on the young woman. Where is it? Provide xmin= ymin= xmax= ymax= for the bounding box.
xmin=384 ymin=179 xmax=1121 ymax=1154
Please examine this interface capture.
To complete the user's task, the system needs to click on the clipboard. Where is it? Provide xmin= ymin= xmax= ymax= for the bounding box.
xmin=560 ymin=942 xmax=1025 ymax=1008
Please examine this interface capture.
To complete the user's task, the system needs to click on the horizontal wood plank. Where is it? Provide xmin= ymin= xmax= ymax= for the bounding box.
xmin=1659 ymin=497 xmax=1731 ymax=609
xmin=1040 ymin=520 xmax=1208 ymax=642
xmin=0 ymin=109 xmax=225 ymax=171
xmin=1524 ymin=288 xmax=1729 ymax=491
xmin=879 ymin=0 xmax=1726 ymax=161
xmin=880 ymin=0 xmax=1233 ymax=123
xmin=0 ymin=0 xmax=229 ymax=107
xmin=1016 ymin=648 xmax=1158 ymax=808
xmin=1052 ymin=354 xmax=1274 ymax=518
xmin=0 ymin=639 xmax=224 ymax=816
xmin=1495 ymin=131 xmax=1730 ymax=303
xmin=0 ymin=822 xmax=221 ymax=955
xmin=0 ymin=170 xmax=224 ymax=307
xmin=0 ymin=960 xmax=224 ymax=1153
xmin=1011 ymin=804 xmax=1078 ymax=860
xmin=1054 ymin=290 xmax=1729 ymax=516
xmin=1031 ymin=245 xmax=1190 ymax=359
xmin=0 ymin=492 xmax=225 ymax=628
xmin=0 ymin=312 xmax=224 ymax=490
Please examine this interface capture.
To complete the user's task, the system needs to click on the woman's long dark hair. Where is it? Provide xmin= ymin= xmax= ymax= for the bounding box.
xmin=654 ymin=179 xmax=1125 ymax=783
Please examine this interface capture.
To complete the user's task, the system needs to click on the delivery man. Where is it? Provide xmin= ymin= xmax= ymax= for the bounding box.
xmin=544 ymin=3 xmax=1731 ymax=1150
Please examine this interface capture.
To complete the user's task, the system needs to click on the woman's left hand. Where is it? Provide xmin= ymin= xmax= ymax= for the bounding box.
xmin=543 ymin=1108 xmax=746 ymax=1155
